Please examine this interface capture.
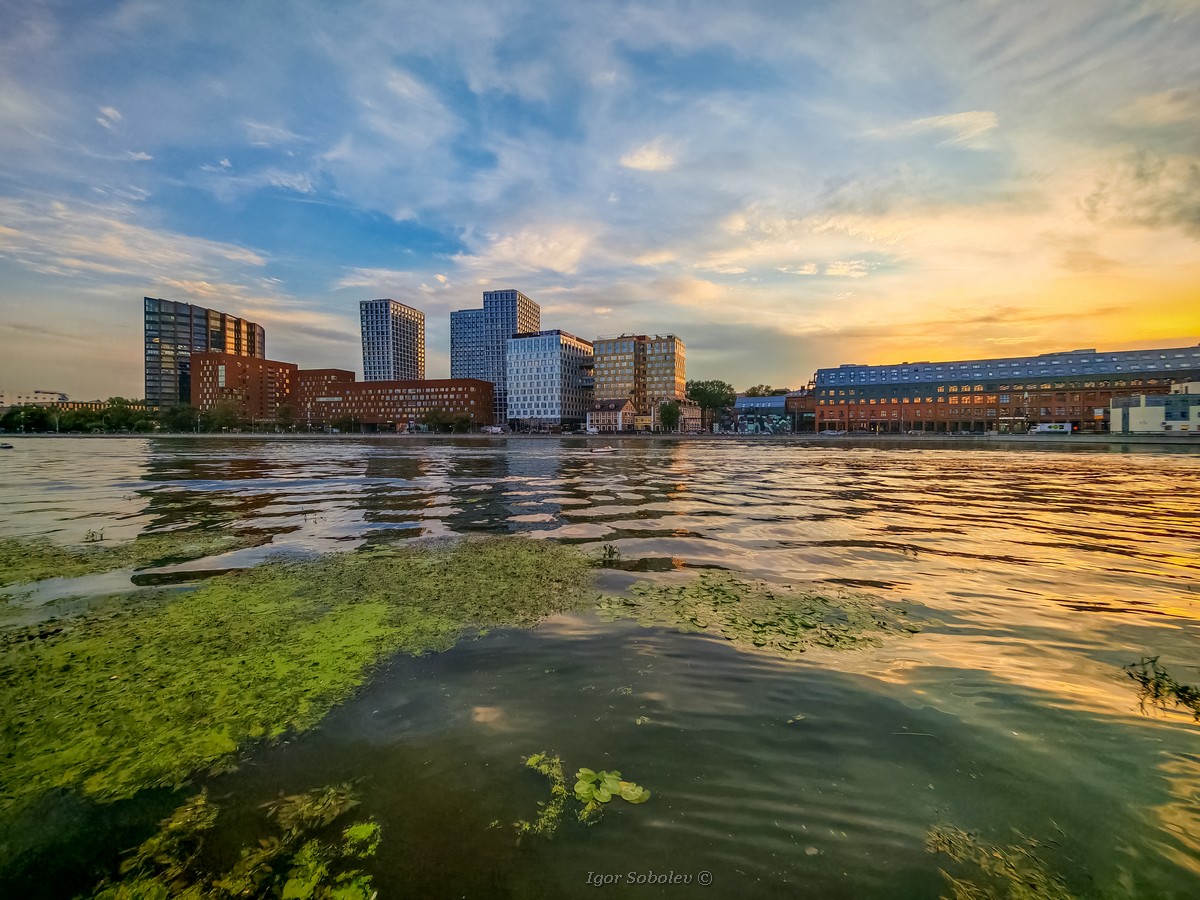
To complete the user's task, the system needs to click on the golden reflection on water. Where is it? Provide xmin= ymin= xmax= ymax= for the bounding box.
xmin=3 ymin=437 xmax=1200 ymax=893
xmin=1153 ymin=752 xmax=1200 ymax=877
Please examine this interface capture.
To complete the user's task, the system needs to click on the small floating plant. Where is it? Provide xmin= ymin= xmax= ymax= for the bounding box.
xmin=515 ymin=753 xmax=650 ymax=838
xmin=573 ymin=767 xmax=650 ymax=823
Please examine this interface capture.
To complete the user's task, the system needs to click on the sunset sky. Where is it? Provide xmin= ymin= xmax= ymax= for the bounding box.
xmin=1 ymin=0 xmax=1198 ymax=399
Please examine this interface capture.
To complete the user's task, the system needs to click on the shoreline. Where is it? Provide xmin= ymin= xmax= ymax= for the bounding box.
xmin=3 ymin=431 xmax=1198 ymax=449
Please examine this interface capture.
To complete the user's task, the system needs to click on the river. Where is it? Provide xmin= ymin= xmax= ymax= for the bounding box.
xmin=1 ymin=436 xmax=1198 ymax=898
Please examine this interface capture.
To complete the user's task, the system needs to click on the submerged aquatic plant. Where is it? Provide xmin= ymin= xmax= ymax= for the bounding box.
xmin=514 ymin=752 xmax=569 ymax=838
xmin=514 ymin=753 xmax=650 ymax=838
xmin=925 ymin=824 xmax=1077 ymax=900
xmin=1124 ymin=656 xmax=1200 ymax=721
xmin=0 ymin=536 xmax=595 ymax=816
xmin=88 ymin=784 xmax=380 ymax=899
xmin=0 ymin=530 xmax=262 ymax=587
xmin=597 ymin=570 xmax=921 ymax=657
xmin=595 ymin=544 xmax=622 ymax=563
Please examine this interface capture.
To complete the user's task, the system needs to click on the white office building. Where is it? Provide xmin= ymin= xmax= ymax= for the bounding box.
xmin=361 ymin=299 xmax=425 ymax=381
xmin=450 ymin=289 xmax=540 ymax=424
xmin=506 ymin=330 xmax=594 ymax=427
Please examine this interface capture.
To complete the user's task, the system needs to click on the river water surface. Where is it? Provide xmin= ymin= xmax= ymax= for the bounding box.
xmin=1 ymin=436 xmax=1199 ymax=898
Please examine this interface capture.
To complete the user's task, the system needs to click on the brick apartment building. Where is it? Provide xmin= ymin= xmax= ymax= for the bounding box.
xmin=189 ymin=352 xmax=494 ymax=431
xmin=190 ymin=353 xmax=297 ymax=421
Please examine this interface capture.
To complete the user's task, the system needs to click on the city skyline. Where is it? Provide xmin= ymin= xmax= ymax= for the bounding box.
xmin=1 ymin=1 xmax=1199 ymax=399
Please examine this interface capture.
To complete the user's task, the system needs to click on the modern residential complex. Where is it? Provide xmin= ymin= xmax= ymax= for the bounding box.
xmin=592 ymin=334 xmax=686 ymax=413
xmin=189 ymin=350 xmax=493 ymax=431
xmin=812 ymin=345 xmax=1200 ymax=433
xmin=360 ymin=299 xmax=425 ymax=381
xmin=1112 ymin=381 xmax=1200 ymax=434
xmin=293 ymin=372 xmax=493 ymax=430
xmin=506 ymin=330 xmax=594 ymax=427
xmin=450 ymin=289 xmax=540 ymax=424
xmin=190 ymin=353 xmax=297 ymax=422
xmin=144 ymin=297 xmax=265 ymax=409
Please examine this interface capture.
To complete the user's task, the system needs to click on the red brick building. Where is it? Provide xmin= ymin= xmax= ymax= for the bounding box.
xmin=190 ymin=353 xmax=297 ymax=421
xmin=190 ymin=354 xmax=493 ymax=431
xmin=294 ymin=371 xmax=493 ymax=430
xmin=811 ymin=345 xmax=1200 ymax=433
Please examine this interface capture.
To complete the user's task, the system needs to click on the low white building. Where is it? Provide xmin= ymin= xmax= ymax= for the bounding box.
xmin=0 ymin=389 xmax=69 ymax=411
xmin=1111 ymin=381 xmax=1200 ymax=434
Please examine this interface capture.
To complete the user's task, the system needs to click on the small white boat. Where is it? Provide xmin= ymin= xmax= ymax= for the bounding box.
xmin=0 ymin=443 xmax=13 ymax=450
xmin=590 ymin=445 xmax=618 ymax=454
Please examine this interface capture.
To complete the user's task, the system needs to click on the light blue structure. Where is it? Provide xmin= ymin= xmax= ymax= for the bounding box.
xmin=450 ymin=289 xmax=540 ymax=424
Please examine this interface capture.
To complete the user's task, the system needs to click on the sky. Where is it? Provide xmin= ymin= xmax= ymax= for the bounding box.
xmin=1 ymin=0 xmax=1199 ymax=399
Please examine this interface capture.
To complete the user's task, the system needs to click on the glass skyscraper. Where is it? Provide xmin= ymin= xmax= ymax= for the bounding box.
xmin=450 ymin=289 xmax=540 ymax=424
xmin=360 ymin=299 xmax=425 ymax=381
xmin=143 ymin=297 xmax=265 ymax=408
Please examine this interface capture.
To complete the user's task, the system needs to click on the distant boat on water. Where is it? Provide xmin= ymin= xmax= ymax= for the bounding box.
xmin=0 ymin=443 xmax=13 ymax=450
xmin=590 ymin=446 xmax=617 ymax=454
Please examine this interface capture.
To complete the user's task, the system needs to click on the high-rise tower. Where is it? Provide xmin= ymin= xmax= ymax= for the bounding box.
xmin=360 ymin=299 xmax=426 ymax=381
xmin=450 ymin=289 xmax=540 ymax=424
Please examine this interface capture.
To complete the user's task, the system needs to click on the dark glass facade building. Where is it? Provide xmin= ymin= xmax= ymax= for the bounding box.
xmin=144 ymin=298 xmax=265 ymax=408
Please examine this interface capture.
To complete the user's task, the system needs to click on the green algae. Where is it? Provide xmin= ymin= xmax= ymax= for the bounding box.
xmin=0 ymin=536 xmax=594 ymax=816
xmin=597 ymin=570 xmax=921 ymax=657
xmin=88 ymin=784 xmax=380 ymax=899
xmin=925 ymin=824 xmax=1077 ymax=900
xmin=1124 ymin=657 xmax=1200 ymax=721
xmin=0 ymin=530 xmax=262 ymax=588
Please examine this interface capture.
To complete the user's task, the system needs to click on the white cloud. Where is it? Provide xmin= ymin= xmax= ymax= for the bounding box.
xmin=634 ymin=250 xmax=676 ymax=266
xmin=825 ymin=259 xmax=871 ymax=278
xmin=1115 ymin=88 xmax=1200 ymax=126
xmin=96 ymin=106 xmax=122 ymax=130
xmin=620 ymin=138 xmax=677 ymax=172
xmin=334 ymin=267 xmax=417 ymax=290
xmin=456 ymin=225 xmax=596 ymax=275
xmin=244 ymin=119 xmax=301 ymax=146
xmin=0 ymin=197 xmax=266 ymax=281
xmin=871 ymin=111 xmax=999 ymax=149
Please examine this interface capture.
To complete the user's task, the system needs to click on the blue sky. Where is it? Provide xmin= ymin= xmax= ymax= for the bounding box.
xmin=1 ymin=0 xmax=1198 ymax=398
